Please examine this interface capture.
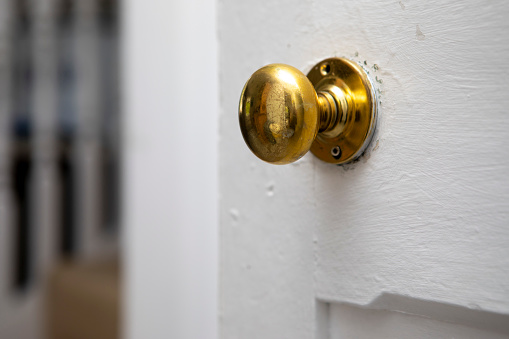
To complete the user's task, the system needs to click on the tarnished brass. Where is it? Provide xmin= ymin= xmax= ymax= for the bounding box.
xmin=239 ymin=57 xmax=377 ymax=165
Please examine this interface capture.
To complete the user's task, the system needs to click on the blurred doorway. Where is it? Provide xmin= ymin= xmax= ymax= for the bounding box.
xmin=0 ymin=0 xmax=121 ymax=338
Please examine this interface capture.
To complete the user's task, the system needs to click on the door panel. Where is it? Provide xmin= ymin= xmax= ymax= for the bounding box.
xmin=219 ymin=0 xmax=509 ymax=337
xmin=327 ymin=302 xmax=509 ymax=339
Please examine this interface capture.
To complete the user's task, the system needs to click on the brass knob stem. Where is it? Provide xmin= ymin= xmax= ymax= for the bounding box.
xmin=318 ymin=91 xmax=341 ymax=133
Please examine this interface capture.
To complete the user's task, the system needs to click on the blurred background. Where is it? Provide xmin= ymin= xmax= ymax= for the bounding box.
xmin=0 ymin=0 xmax=121 ymax=338
xmin=1 ymin=0 xmax=218 ymax=337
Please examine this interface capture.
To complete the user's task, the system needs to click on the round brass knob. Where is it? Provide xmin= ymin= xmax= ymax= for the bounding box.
xmin=239 ymin=57 xmax=378 ymax=165
xmin=239 ymin=64 xmax=319 ymax=164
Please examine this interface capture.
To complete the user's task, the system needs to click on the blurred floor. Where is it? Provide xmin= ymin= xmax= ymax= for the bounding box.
xmin=46 ymin=257 xmax=120 ymax=339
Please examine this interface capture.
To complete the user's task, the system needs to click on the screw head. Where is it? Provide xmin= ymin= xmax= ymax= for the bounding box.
xmin=331 ymin=146 xmax=341 ymax=159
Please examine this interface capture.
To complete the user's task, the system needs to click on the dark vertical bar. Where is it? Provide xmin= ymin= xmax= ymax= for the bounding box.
xmin=12 ymin=145 xmax=32 ymax=290
xmin=56 ymin=0 xmax=77 ymax=256
xmin=11 ymin=0 xmax=33 ymax=291
xmin=58 ymin=138 xmax=74 ymax=255
xmin=99 ymin=0 xmax=120 ymax=233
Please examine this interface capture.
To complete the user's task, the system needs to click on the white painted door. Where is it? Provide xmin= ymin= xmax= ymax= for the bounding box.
xmin=219 ymin=1 xmax=509 ymax=338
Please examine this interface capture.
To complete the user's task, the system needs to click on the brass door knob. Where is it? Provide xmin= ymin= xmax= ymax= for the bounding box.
xmin=239 ymin=57 xmax=377 ymax=165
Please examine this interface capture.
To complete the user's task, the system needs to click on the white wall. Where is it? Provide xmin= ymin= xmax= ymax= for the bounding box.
xmin=122 ymin=0 xmax=218 ymax=338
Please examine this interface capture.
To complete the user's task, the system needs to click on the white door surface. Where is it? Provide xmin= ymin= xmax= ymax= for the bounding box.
xmin=219 ymin=1 xmax=509 ymax=338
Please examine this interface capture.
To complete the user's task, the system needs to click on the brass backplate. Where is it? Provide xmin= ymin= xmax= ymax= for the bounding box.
xmin=307 ymin=58 xmax=377 ymax=164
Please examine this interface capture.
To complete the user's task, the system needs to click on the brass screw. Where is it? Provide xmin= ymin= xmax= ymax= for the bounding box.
xmin=331 ymin=146 xmax=341 ymax=159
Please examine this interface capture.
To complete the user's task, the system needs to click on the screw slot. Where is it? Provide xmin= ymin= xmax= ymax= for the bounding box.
xmin=320 ymin=63 xmax=331 ymax=76
xmin=331 ymin=146 xmax=341 ymax=159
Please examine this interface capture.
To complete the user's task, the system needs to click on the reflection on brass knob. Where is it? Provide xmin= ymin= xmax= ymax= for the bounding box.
xmin=239 ymin=57 xmax=377 ymax=165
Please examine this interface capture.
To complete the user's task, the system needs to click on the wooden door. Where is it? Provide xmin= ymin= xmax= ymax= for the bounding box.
xmin=219 ymin=1 xmax=509 ymax=338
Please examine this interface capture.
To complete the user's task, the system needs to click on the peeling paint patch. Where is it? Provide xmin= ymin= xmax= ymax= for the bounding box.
xmin=266 ymin=182 xmax=275 ymax=197
xmin=229 ymin=208 xmax=240 ymax=221
xmin=416 ymin=25 xmax=426 ymax=41
xmin=373 ymin=139 xmax=380 ymax=151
